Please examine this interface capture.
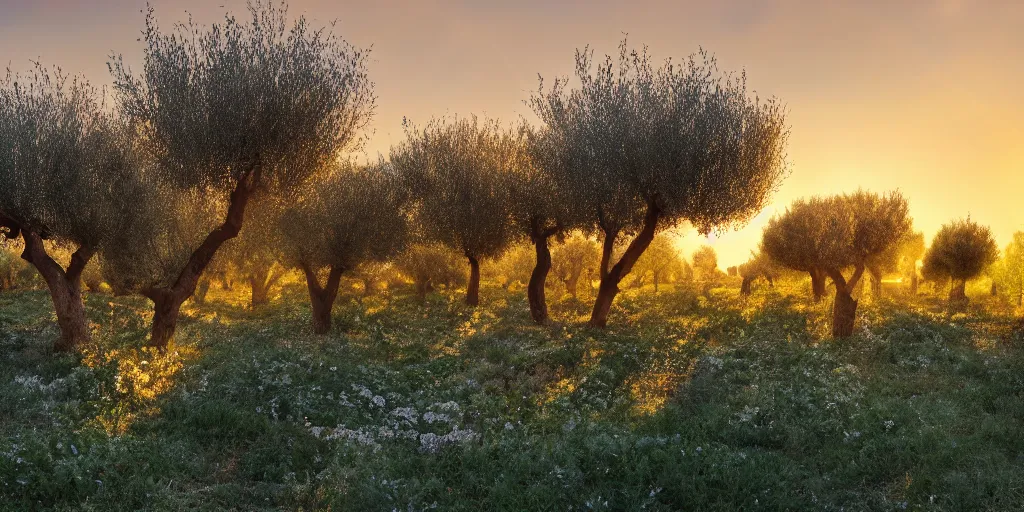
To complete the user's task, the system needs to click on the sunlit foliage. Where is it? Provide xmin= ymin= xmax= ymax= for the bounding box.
xmin=738 ymin=251 xmax=782 ymax=295
xmin=762 ymin=191 xmax=911 ymax=337
xmin=922 ymin=218 xmax=999 ymax=304
xmin=551 ymin=232 xmax=601 ymax=299
xmin=992 ymin=232 xmax=1024 ymax=307
xmin=392 ymin=116 xmax=519 ymax=307
xmin=0 ymin=64 xmax=137 ymax=351
xmin=630 ymin=234 xmax=685 ymax=292
xmin=108 ymin=1 xmax=375 ymax=347
xmin=280 ymin=162 xmax=409 ymax=333
xmin=394 ymin=243 xmax=467 ymax=300
xmin=530 ymin=39 xmax=789 ymax=327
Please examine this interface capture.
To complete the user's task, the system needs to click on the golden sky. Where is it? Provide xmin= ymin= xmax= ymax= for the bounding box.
xmin=2 ymin=0 xmax=1022 ymax=268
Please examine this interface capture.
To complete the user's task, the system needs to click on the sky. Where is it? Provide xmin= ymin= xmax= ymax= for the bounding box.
xmin=1 ymin=0 xmax=1022 ymax=268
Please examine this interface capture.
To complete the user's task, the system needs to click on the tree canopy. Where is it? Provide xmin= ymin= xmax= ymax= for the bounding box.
xmin=922 ymin=218 xmax=998 ymax=303
xmin=530 ymin=40 xmax=789 ymax=326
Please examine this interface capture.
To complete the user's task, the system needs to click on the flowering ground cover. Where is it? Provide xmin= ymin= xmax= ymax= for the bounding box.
xmin=2 ymin=282 xmax=1024 ymax=511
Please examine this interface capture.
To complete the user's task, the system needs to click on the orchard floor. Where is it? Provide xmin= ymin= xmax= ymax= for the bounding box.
xmin=2 ymin=282 xmax=1024 ymax=511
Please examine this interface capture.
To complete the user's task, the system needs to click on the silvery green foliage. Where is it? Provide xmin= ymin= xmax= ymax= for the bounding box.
xmin=922 ymin=218 xmax=998 ymax=283
xmin=392 ymin=116 xmax=518 ymax=260
xmin=762 ymin=191 xmax=912 ymax=278
xmin=281 ymin=161 xmax=409 ymax=272
xmin=109 ymin=1 xmax=375 ymax=194
xmin=101 ymin=183 xmax=222 ymax=294
xmin=509 ymin=124 xmax=571 ymax=238
xmin=0 ymin=64 xmax=135 ymax=250
xmin=529 ymin=40 xmax=789 ymax=237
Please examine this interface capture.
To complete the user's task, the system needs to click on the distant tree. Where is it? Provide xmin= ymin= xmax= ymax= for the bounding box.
xmin=531 ymin=41 xmax=789 ymax=326
xmin=351 ymin=261 xmax=400 ymax=298
xmin=922 ymin=218 xmax=998 ymax=304
xmin=762 ymin=191 xmax=911 ymax=337
xmin=486 ymin=243 xmax=536 ymax=290
xmin=280 ymin=163 xmax=408 ymax=334
xmin=395 ymin=243 xmax=467 ymax=301
xmin=392 ymin=116 xmax=517 ymax=307
xmin=551 ymin=233 xmax=600 ymax=299
xmin=898 ymin=231 xmax=926 ymax=295
xmin=630 ymin=234 xmax=681 ymax=292
xmin=692 ymin=246 xmax=719 ymax=283
xmin=993 ymin=232 xmax=1024 ymax=307
xmin=726 ymin=266 xmax=738 ymax=277
xmin=220 ymin=195 xmax=288 ymax=308
xmin=0 ymin=64 xmax=137 ymax=351
xmin=738 ymin=251 xmax=781 ymax=295
xmin=760 ymin=202 xmax=830 ymax=302
xmin=108 ymin=2 xmax=374 ymax=347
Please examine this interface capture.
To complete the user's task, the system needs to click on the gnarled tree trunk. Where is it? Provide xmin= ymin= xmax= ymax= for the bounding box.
xmin=302 ymin=263 xmax=344 ymax=335
xmin=740 ymin=276 xmax=753 ymax=296
xmin=528 ymin=230 xmax=554 ymax=324
xmin=466 ymin=253 xmax=481 ymax=307
xmin=590 ymin=202 xmax=660 ymax=328
xmin=248 ymin=262 xmax=284 ymax=309
xmin=810 ymin=268 xmax=826 ymax=302
xmin=828 ymin=264 xmax=865 ymax=338
xmin=949 ymin=279 xmax=967 ymax=304
xmin=143 ymin=166 xmax=257 ymax=348
xmin=18 ymin=228 xmax=93 ymax=352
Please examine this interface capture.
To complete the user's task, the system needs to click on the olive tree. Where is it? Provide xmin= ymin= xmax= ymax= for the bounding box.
xmin=530 ymin=41 xmax=789 ymax=327
xmin=0 ymin=65 xmax=137 ymax=351
xmin=921 ymin=218 xmax=998 ymax=304
xmin=395 ymin=243 xmax=467 ymax=301
xmin=738 ymin=251 xmax=781 ymax=295
xmin=630 ymin=234 xmax=681 ymax=292
xmin=763 ymin=191 xmax=911 ymax=337
xmin=392 ymin=116 xmax=517 ymax=307
xmin=759 ymin=199 xmax=832 ymax=302
xmin=280 ymin=163 xmax=408 ymax=334
xmin=551 ymin=232 xmax=600 ymax=299
xmin=993 ymin=232 xmax=1024 ymax=307
xmin=108 ymin=2 xmax=374 ymax=347
xmin=507 ymin=125 xmax=574 ymax=322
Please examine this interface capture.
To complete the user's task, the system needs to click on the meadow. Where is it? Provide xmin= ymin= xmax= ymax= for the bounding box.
xmin=3 ymin=278 xmax=1023 ymax=511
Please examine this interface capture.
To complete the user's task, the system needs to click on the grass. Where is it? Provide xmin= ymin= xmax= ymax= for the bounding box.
xmin=2 ymin=280 xmax=1024 ymax=511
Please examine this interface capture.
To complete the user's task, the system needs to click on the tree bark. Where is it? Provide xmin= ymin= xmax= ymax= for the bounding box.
xmin=466 ymin=253 xmax=481 ymax=307
xmin=869 ymin=268 xmax=883 ymax=299
xmin=832 ymin=289 xmax=858 ymax=338
xmin=143 ymin=165 xmax=257 ymax=348
xmin=302 ymin=263 xmax=344 ymax=335
xmin=18 ymin=229 xmax=93 ymax=352
xmin=590 ymin=201 xmax=660 ymax=328
xmin=810 ymin=269 xmax=826 ymax=302
xmin=528 ymin=232 xmax=553 ymax=324
xmin=415 ymin=277 xmax=432 ymax=302
xmin=827 ymin=264 xmax=865 ymax=338
xmin=740 ymin=276 xmax=753 ymax=295
xmin=949 ymin=279 xmax=967 ymax=304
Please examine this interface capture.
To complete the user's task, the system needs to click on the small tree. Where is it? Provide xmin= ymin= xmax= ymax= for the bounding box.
xmin=692 ymin=246 xmax=719 ymax=282
xmin=898 ymin=232 xmax=926 ymax=295
xmin=395 ymin=243 xmax=467 ymax=301
xmin=922 ymin=218 xmax=998 ymax=304
xmin=280 ymin=163 xmax=408 ymax=334
xmin=220 ymin=195 xmax=288 ymax=308
xmin=551 ymin=233 xmax=600 ymax=299
xmin=762 ymin=191 xmax=911 ymax=337
xmin=392 ymin=116 xmax=517 ymax=307
xmin=993 ymin=232 xmax=1024 ymax=307
xmin=108 ymin=2 xmax=374 ymax=347
xmin=738 ymin=251 xmax=781 ymax=295
xmin=531 ymin=41 xmax=789 ymax=327
xmin=630 ymin=234 xmax=681 ymax=292
xmin=0 ymin=65 xmax=137 ymax=351
xmin=486 ymin=243 xmax=536 ymax=291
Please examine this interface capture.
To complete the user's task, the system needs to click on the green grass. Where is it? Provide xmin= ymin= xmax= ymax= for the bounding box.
xmin=2 ymin=281 xmax=1024 ymax=511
